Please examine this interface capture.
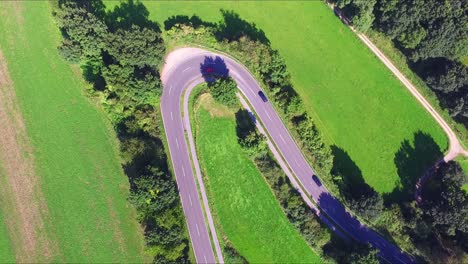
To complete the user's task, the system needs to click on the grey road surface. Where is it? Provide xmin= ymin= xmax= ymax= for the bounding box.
xmin=161 ymin=48 xmax=414 ymax=264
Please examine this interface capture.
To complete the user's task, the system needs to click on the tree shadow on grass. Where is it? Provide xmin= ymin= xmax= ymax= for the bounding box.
xmin=235 ymin=109 xmax=256 ymax=139
xmin=199 ymin=56 xmax=230 ymax=83
xmin=105 ymin=0 xmax=160 ymax=32
xmin=384 ymin=131 xmax=443 ymax=205
xmin=215 ymin=9 xmax=270 ymax=45
xmin=164 ymin=15 xmax=216 ymax=31
xmin=331 ymin=145 xmax=376 ymax=199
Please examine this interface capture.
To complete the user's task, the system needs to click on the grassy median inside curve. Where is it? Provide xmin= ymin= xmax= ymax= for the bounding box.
xmin=102 ymin=0 xmax=449 ymax=196
xmin=193 ymin=92 xmax=321 ymax=263
xmin=0 ymin=2 xmax=149 ymax=262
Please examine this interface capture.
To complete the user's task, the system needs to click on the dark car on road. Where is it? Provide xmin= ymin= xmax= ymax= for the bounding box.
xmin=312 ymin=175 xmax=321 ymax=186
xmin=258 ymin=91 xmax=268 ymax=102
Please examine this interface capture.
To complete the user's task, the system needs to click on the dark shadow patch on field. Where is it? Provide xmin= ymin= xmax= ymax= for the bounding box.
xmin=215 ymin=9 xmax=270 ymax=45
xmin=331 ymin=146 xmax=377 ymax=199
xmin=200 ymin=56 xmax=230 ymax=83
xmin=384 ymin=131 xmax=443 ymax=205
xmin=164 ymin=15 xmax=216 ymax=31
xmin=105 ymin=0 xmax=160 ymax=32
xmin=235 ymin=109 xmax=257 ymax=139
xmin=81 ymin=63 xmax=107 ymax=91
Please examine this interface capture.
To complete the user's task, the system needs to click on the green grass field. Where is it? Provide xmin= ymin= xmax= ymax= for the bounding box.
xmin=0 ymin=164 xmax=15 ymax=263
xmin=0 ymin=2 xmax=148 ymax=261
xmin=194 ymin=94 xmax=321 ymax=263
xmin=119 ymin=0 xmax=448 ymax=194
xmin=0 ymin=211 xmax=14 ymax=263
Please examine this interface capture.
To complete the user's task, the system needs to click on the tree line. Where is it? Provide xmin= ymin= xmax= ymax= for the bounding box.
xmin=331 ymin=0 xmax=468 ymax=127
xmin=53 ymin=1 xmax=189 ymax=262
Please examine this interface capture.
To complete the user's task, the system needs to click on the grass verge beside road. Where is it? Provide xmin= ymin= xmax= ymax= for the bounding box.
xmin=0 ymin=2 xmax=148 ymax=261
xmin=194 ymin=92 xmax=321 ymax=263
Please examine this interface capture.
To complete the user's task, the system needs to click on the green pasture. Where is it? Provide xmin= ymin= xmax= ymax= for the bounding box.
xmin=0 ymin=2 xmax=148 ymax=262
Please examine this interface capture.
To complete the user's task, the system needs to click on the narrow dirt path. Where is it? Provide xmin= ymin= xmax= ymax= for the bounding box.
xmin=0 ymin=50 xmax=57 ymax=262
xmin=327 ymin=2 xmax=467 ymax=162
xmin=326 ymin=3 xmax=468 ymax=203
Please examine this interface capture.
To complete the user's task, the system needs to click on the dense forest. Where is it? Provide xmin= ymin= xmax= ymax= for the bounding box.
xmin=332 ymin=0 xmax=468 ymax=127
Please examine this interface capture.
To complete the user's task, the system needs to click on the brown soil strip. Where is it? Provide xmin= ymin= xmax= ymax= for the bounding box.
xmin=199 ymin=93 xmax=233 ymax=118
xmin=0 ymin=50 xmax=56 ymax=262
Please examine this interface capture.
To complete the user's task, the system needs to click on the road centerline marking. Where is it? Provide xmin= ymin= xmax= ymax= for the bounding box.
xmin=189 ymin=194 xmax=193 ymax=206
xmin=183 ymin=67 xmax=191 ymax=72
xmin=182 ymin=167 xmax=186 ymax=177
xmin=279 ymin=134 xmax=286 ymax=143
xmin=196 ymin=223 xmax=200 ymax=236
xmin=171 ymin=111 xmax=173 ymax=120
xmin=176 ymin=138 xmax=180 ymax=149
xmin=265 ymin=110 xmax=272 ymax=121
xmin=169 ymin=85 xmax=172 ymax=95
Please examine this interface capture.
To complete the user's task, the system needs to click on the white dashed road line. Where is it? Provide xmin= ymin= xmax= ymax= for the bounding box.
xmin=279 ymin=134 xmax=286 ymax=143
xmin=265 ymin=110 xmax=272 ymax=121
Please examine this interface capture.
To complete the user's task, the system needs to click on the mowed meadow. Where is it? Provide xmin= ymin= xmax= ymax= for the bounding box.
xmin=194 ymin=94 xmax=321 ymax=263
xmin=122 ymin=1 xmax=449 ymax=195
xmin=0 ymin=2 xmax=148 ymax=262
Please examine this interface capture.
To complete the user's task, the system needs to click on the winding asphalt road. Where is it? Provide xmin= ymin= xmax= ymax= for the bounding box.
xmin=161 ymin=48 xmax=414 ymax=263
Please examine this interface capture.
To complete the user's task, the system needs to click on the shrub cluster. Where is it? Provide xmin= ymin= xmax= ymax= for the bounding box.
xmin=53 ymin=1 xmax=189 ymax=262
xmin=234 ymin=109 xmax=268 ymax=158
xmin=207 ymin=77 xmax=238 ymax=108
